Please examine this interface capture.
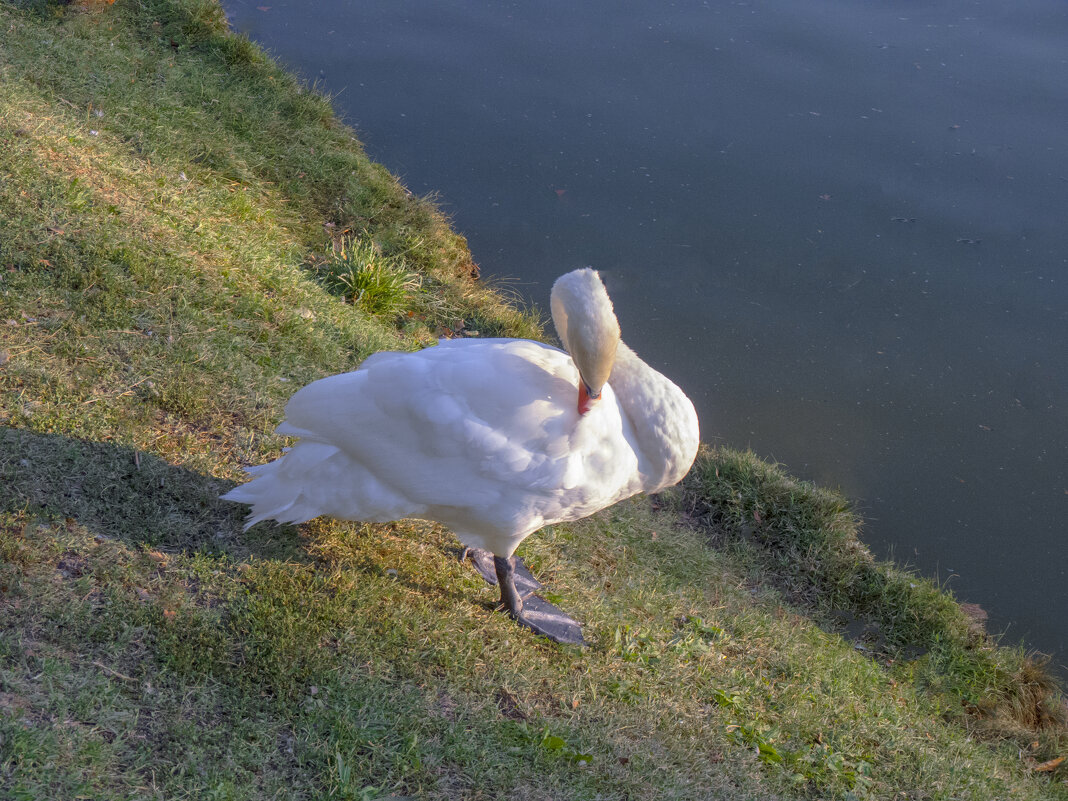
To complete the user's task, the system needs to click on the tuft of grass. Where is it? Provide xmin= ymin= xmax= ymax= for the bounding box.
xmin=316 ymin=236 xmax=422 ymax=317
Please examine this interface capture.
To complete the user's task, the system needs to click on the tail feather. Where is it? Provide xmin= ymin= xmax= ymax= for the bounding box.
xmin=222 ymin=440 xmax=421 ymax=530
xmin=222 ymin=442 xmax=341 ymax=531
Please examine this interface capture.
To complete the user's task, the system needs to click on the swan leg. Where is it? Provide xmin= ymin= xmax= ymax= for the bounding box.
xmin=493 ymin=555 xmax=585 ymax=646
xmin=464 ymin=547 xmax=542 ymax=593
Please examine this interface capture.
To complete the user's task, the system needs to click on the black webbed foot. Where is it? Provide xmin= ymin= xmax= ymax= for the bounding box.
xmin=492 ymin=554 xmax=585 ymax=646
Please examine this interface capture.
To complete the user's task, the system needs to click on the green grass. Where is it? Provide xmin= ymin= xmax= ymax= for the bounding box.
xmin=1 ymin=1 xmax=1066 ymax=799
xmin=316 ymin=236 xmax=422 ymax=317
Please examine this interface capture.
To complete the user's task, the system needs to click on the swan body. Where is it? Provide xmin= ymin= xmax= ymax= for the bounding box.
xmin=223 ymin=268 xmax=700 ymax=641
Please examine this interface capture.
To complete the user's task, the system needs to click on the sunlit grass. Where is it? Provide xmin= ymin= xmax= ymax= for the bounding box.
xmin=316 ymin=236 xmax=422 ymax=316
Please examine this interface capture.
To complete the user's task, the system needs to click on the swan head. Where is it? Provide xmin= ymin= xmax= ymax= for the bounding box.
xmin=550 ymin=269 xmax=621 ymax=415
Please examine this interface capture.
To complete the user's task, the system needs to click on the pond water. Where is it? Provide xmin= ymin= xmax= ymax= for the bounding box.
xmin=221 ymin=0 xmax=1068 ymax=669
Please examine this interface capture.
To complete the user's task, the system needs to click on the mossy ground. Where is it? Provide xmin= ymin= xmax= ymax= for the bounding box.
xmin=1 ymin=1 xmax=1065 ymax=798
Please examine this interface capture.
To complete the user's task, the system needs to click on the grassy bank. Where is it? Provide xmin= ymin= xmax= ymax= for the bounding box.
xmin=1 ymin=1 xmax=1065 ymax=798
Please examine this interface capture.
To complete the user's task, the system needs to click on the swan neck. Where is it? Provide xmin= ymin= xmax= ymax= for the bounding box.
xmin=550 ymin=269 xmax=620 ymax=395
xmin=609 ymin=341 xmax=700 ymax=493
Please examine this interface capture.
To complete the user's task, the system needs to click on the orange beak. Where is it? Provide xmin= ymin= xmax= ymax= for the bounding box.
xmin=578 ymin=382 xmax=601 ymax=415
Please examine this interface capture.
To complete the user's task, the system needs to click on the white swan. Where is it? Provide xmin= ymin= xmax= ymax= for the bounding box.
xmin=223 ymin=268 xmax=699 ymax=643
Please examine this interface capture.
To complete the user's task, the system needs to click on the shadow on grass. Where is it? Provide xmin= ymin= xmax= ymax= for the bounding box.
xmin=0 ymin=426 xmax=308 ymax=562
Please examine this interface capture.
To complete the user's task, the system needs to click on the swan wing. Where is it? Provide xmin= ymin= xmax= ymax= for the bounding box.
xmin=231 ymin=339 xmax=640 ymax=549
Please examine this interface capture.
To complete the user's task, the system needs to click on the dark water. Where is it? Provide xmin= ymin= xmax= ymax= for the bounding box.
xmin=221 ymin=0 xmax=1068 ymax=669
